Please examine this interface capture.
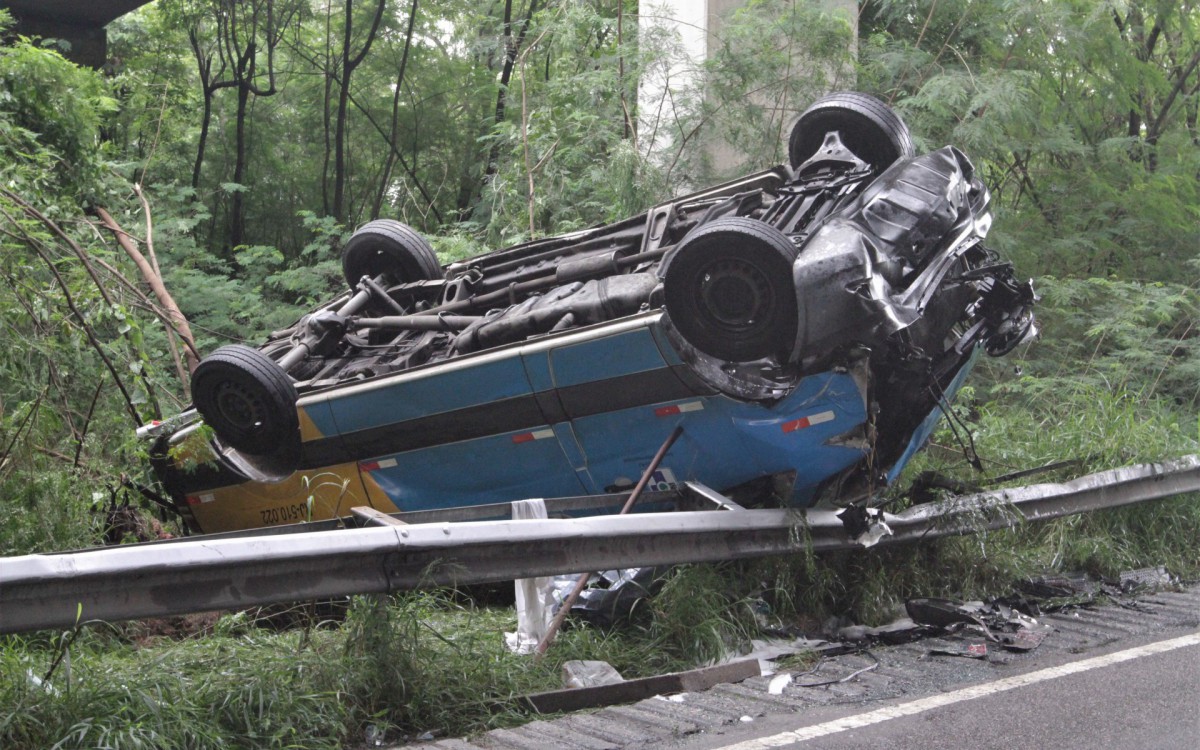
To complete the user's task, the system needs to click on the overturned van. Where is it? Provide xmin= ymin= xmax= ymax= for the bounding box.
xmin=144 ymin=92 xmax=1035 ymax=534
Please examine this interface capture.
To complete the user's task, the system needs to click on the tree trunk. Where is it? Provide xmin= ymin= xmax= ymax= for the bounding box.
xmin=231 ymin=82 xmax=251 ymax=249
xmin=332 ymin=0 xmax=387 ymax=224
xmin=332 ymin=0 xmax=351 ymax=224
xmin=373 ymin=0 xmax=421 ymax=219
xmin=193 ymin=86 xmax=214 ymax=190
xmin=321 ymin=0 xmax=334 ymax=216
xmin=94 ymin=207 xmax=200 ymax=378
xmin=483 ymin=0 xmax=538 ymax=184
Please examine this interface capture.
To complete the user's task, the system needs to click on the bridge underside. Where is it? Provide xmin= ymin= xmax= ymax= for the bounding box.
xmin=2 ymin=0 xmax=153 ymax=68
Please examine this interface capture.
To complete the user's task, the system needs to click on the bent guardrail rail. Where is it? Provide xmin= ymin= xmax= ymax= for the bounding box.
xmin=1 ymin=455 xmax=1197 ymax=634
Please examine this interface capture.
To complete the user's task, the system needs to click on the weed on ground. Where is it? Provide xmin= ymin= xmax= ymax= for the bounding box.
xmin=1 ymin=576 xmax=767 ymax=749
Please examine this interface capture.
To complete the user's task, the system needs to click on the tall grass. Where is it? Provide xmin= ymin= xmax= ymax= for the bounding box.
xmin=1 ymin=624 xmax=348 ymax=749
xmin=0 ymin=582 xmax=766 ymax=749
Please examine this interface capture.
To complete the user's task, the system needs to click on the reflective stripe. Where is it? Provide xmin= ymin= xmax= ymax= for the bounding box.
xmin=512 ymin=428 xmax=555 ymax=444
xmin=782 ymin=410 xmax=835 ymax=433
xmin=655 ymin=401 xmax=704 ymax=417
xmin=360 ymin=458 xmax=398 ymax=472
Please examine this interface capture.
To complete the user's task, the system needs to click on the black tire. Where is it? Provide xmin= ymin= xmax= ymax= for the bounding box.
xmin=788 ymin=91 xmax=914 ymax=173
xmin=661 ymin=217 xmax=798 ymax=362
xmin=341 ymin=219 xmax=444 ymax=289
xmin=191 ymin=345 xmax=299 ymax=456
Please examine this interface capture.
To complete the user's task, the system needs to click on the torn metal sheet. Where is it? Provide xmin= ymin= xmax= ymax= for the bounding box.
xmin=1000 ymin=626 xmax=1050 ymax=652
xmin=517 ymin=660 xmax=760 ymax=714
xmin=1116 ymin=566 xmax=1176 ymax=593
xmin=1020 ymin=572 xmax=1099 ymax=599
xmin=553 ymin=566 xmax=666 ymax=628
xmin=929 ymin=643 xmax=989 ymax=659
xmin=907 ymin=596 xmax=1055 ymax=654
xmin=1 ymin=456 xmax=1197 ymax=634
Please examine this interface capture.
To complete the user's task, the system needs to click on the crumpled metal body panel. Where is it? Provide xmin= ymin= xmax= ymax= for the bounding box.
xmin=789 ymin=146 xmax=991 ymax=370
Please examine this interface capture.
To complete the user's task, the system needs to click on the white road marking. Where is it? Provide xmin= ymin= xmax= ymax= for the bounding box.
xmin=714 ymin=631 xmax=1200 ymax=749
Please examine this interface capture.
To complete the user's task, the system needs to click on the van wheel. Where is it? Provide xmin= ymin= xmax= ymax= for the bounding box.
xmin=191 ymin=345 xmax=299 ymax=457
xmin=788 ymin=91 xmax=914 ymax=173
xmin=341 ymin=220 xmax=444 ymax=289
xmin=661 ymin=217 xmax=798 ymax=362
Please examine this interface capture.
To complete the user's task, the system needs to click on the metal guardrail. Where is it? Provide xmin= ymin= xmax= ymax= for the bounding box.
xmin=1 ymin=455 xmax=1198 ymax=634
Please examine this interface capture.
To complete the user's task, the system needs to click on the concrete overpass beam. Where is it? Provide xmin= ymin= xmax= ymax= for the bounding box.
xmin=9 ymin=14 xmax=108 ymax=68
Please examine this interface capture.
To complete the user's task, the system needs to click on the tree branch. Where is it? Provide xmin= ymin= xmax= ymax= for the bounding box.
xmin=93 ymin=206 xmax=200 ymax=377
xmin=1148 ymin=47 xmax=1200 ymax=142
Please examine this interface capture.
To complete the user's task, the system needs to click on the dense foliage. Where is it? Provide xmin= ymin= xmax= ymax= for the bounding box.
xmin=0 ymin=1 xmax=1197 ymax=747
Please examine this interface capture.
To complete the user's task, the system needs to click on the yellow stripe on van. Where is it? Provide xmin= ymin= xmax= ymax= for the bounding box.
xmin=297 ymin=406 xmax=326 ymax=442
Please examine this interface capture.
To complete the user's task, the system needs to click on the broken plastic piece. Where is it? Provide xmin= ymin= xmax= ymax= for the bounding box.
xmin=551 ymin=566 xmax=666 ymax=627
xmin=1116 ymin=566 xmax=1175 ymax=594
xmin=865 ymin=618 xmax=925 ymax=644
xmin=505 ymin=499 xmax=556 ymax=654
xmin=906 ymin=598 xmax=987 ymax=629
xmin=836 ymin=505 xmax=893 ymax=547
xmin=768 ymin=673 xmax=793 ymax=695
xmin=563 ymin=660 xmax=625 ymax=689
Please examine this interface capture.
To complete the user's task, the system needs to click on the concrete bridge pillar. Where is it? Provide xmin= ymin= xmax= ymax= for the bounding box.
xmin=638 ymin=0 xmax=858 ymax=175
xmin=7 ymin=13 xmax=108 ymax=68
xmin=1 ymin=1 xmax=153 ymax=68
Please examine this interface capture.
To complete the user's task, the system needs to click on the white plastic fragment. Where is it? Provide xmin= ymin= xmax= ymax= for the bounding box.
xmin=768 ymin=673 xmax=793 ymax=695
xmin=562 ymin=660 xmax=625 ymax=689
xmin=504 ymin=499 xmax=556 ymax=654
xmin=26 ymin=668 xmax=61 ymax=696
xmin=855 ymin=508 xmax=894 ymax=547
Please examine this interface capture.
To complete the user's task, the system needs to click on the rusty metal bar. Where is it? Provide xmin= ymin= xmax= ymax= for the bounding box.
xmin=1 ymin=455 xmax=1197 ymax=634
xmin=536 ymin=424 xmax=685 ymax=656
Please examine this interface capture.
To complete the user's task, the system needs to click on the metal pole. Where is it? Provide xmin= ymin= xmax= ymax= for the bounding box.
xmin=535 ymin=425 xmax=684 ymax=657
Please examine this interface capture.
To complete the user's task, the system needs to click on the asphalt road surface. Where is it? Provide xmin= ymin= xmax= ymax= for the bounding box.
xmin=673 ymin=630 xmax=1200 ymax=750
xmin=410 ymin=586 xmax=1200 ymax=750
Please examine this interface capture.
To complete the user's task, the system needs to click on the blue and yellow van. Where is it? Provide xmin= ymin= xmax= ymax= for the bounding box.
xmin=145 ymin=93 xmax=1034 ymax=534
